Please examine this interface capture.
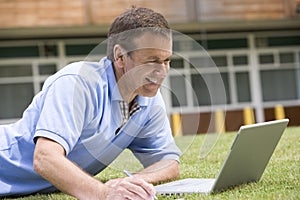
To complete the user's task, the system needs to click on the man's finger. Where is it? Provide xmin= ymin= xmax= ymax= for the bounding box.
xmin=123 ymin=177 xmax=156 ymax=199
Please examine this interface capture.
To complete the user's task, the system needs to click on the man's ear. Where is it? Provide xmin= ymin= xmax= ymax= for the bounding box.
xmin=113 ymin=45 xmax=125 ymax=68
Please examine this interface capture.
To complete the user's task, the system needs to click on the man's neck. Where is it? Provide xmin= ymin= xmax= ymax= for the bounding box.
xmin=112 ymin=62 xmax=137 ymax=103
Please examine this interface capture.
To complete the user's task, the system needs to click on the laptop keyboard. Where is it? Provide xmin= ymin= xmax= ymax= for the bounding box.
xmin=155 ymin=178 xmax=215 ymax=194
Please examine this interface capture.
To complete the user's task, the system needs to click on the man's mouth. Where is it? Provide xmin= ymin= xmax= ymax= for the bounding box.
xmin=145 ymin=77 xmax=158 ymax=84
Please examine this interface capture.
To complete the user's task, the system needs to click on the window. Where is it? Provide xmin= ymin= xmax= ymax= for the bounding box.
xmin=206 ymin=38 xmax=248 ymax=50
xmin=171 ymin=58 xmax=184 ymax=69
xmin=170 ymin=75 xmax=187 ymax=107
xmin=212 ymin=56 xmax=227 ymax=67
xmin=233 ymin=55 xmax=248 ymax=66
xmin=0 ymin=33 xmax=299 ymax=123
xmin=259 ymin=54 xmax=274 ymax=64
xmin=279 ymin=52 xmax=294 ymax=64
xmin=260 ymin=69 xmax=298 ymax=101
xmin=41 ymin=44 xmax=58 ymax=57
xmin=0 ymin=65 xmax=32 ymax=77
xmin=39 ymin=63 xmax=57 ymax=75
xmin=267 ymin=36 xmax=300 ymax=47
xmin=66 ymin=43 xmax=105 ymax=56
xmin=0 ymin=83 xmax=34 ymax=119
xmin=0 ymin=46 xmax=39 ymax=58
xmin=189 ymin=56 xmax=216 ymax=68
xmin=191 ymin=73 xmax=230 ymax=106
xmin=191 ymin=73 xmax=211 ymax=106
xmin=236 ymin=72 xmax=251 ymax=102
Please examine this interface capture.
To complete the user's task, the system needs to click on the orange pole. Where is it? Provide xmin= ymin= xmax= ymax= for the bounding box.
xmin=171 ymin=113 xmax=183 ymax=136
xmin=243 ymin=107 xmax=255 ymax=125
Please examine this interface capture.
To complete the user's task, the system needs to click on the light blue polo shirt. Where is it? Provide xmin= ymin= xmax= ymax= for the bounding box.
xmin=0 ymin=57 xmax=181 ymax=197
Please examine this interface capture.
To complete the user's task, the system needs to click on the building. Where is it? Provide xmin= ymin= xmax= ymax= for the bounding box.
xmin=0 ymin=0 xmax=300 ymax=134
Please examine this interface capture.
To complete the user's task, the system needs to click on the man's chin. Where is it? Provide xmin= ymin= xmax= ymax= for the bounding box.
xmin=139 ymin=92 xmax=157 ymax=98
xmin=140 ymin=88 xmax=159 ymax=97
xmin=134 ymin=84 xmax=160 ymax=98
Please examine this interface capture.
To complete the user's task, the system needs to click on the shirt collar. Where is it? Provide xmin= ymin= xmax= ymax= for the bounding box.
xmin=101 ymin=57 xmax=123 ymax=101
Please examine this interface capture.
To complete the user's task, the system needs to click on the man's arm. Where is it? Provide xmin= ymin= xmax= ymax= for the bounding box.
xmin=106 ymin=159 xmax=180 ymax=188
xmin=34 ymin=137 xmax=156 ymax=200
xmin=134 ymin=159 xmax=180 ymax=184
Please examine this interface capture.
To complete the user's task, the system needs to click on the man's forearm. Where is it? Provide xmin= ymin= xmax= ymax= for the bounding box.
xmin=134 ymin=159 xmax=180 ymax=184
xmin=34 ymin=137 xmax=108 ymax=199
xmin=34 ymin=137 xmax=161 ymax=200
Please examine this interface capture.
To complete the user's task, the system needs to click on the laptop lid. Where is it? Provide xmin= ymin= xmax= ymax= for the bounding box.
xmin=211 ymin=119 xmax=289 ymax=193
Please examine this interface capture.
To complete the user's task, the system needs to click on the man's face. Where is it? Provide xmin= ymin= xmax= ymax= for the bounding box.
xmin=116 ymin=33 xmax=172 ymax=100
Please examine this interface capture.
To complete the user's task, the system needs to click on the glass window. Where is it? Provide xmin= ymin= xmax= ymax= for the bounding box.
xmin=279 ymin=52 xmax=294 ymax=64
xmin=212 ymin=56 xmax=227 ymax=67
xmin=0 ymin=65 xmax=32 ymax=77
xmin=191 ymin=73 xmax=230 ymax=106
xmin=236 ymin=72 xmax=251 ymax=102
xmin=170 ymin=75 xmax=187 ymax=107
xmin=220 ymin=73 xmax=230 ymax=104
xmin=194 ymin=40 xmax=207 ymax=50
xmin=206 ymin=38 xmax=248 ymax=50
xmin=0 ymin=83 xmax=34 ymax=119
xmin=195 ymin=39 xmax=204 ymax=50
xmin=39 ymin=63 xmax=57 ymax=75
xmin=42 ymin=44 xmax=58 ymax=57
xmin=173 ymin=40 xmax=180 ymax=51
xmin=268 ymin=36 xmax=300 ymax=47
xmin=233 ymin=55 xmax=248 ymax=66
xmin=191 ymin=74 xmax=210 ymax=106
xmin=189 ymin=56 xmax=216 ymax=68
xmin=0 ymin=46 xmax=39 ymax=58
xmin=255 ymin=37 xmax=268 ymax=48
xmin=260 ymin=69 xmax=298 ymax=101
xmin=66 ymin=44 xmax=100 ymax=56
xmin=170 ymin=58 xmax=184 ymax=69
xmin=91 ymin=43 xmax=107 ymax=56
xmin=259 ymin=54 xmax=274 ymax=64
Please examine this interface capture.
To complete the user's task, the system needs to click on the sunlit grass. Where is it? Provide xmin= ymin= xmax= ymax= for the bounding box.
xmin=6 ymin=127 xmax=300 ymax=200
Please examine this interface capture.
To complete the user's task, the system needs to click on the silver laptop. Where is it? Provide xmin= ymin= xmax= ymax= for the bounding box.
xmin=155 ymin=119 xmax=289 ymax=195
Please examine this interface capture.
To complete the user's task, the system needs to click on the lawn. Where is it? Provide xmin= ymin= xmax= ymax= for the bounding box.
xmin=7 ymin=127 xmax=300 ymax=200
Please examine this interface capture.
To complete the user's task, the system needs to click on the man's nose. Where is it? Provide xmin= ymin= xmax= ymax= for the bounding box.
xmin=152 ymin=64 xmax=169 ymax=78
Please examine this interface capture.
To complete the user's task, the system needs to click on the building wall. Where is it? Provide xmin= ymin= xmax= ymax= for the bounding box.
xmin=0 ymin=0 xmax=299 ymax=28
xmin=0 ymin=1 xmax=300 ymax=133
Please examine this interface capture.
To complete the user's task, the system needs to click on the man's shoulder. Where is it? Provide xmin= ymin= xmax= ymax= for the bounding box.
xmin=55 ymin=57 xmax=111 ymax=75
xmin=44 ymin=58 xmax=113 ymax=87
xmin=60 ymin=60 xmax=104 ymax=75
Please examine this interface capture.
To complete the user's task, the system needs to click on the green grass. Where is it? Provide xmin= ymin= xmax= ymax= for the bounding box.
xmin=8 ymin=127 xmax=300 ymax=200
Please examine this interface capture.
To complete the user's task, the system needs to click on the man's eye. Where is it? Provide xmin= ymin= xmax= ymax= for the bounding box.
xmin=145 ymin=59 xmax=170 ymax=65
xmin=146 ymin=60 xmax=159 ymax=64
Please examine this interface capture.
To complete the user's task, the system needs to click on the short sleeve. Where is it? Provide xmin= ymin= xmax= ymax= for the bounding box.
xmin=34 ymin=75 xmax=94 ymax=154
xmin=128 ymin=93 xmax=181 ymax=167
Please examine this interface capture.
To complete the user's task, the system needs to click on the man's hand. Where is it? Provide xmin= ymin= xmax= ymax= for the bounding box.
xmin=105 ymin=177 xmax=156 ymax=200
xmin=134 ymin=159 xmax=180 ymax=185
xmin=34 ymin=137 xmax=176 ymax=199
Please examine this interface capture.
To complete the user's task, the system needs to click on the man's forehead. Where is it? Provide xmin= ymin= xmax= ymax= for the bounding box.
xmin=132 ymin=32 xmax=172 ymax=50
xmin=133 ymin=47 xmax=172 ymax=53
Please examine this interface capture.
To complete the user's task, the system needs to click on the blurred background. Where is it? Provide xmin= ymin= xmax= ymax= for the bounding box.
xmin=0 ymin=0 xmax=299 ymax=134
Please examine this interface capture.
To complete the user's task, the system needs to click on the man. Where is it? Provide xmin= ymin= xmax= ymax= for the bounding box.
xmin=0 ymin=7 xmax=181 ymax=200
